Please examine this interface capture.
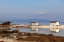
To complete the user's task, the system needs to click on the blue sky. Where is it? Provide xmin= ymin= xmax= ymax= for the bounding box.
xmin=0 ymin=0 xmax=64 ymax=22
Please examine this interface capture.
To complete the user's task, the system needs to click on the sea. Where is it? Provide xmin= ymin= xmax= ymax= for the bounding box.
xmin=10 ymin=21 xmax=64 ymax=36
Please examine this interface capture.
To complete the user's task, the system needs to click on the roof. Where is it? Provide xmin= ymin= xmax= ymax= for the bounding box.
xmin=50 ymin=21 xmax=59 ymax=23
xmin=30 ymin=22 xmax=38 ymax=23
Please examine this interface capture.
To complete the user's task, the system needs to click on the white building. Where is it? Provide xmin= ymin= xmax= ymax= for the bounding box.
xmin=50 ymin=21 xmax=60 ymax=26
xmin=30 ymin=22 xmax=39 ymax=26
xmin=50 ymin=21 xmax=60 ymax=33
xmin=30 ymin=22 xmax=39 ymax=31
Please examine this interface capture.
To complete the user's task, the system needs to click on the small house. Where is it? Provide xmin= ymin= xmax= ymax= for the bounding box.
xmin=30 ymin=22 xmax=39 ymax=26
xmin=50 ymin=21 xmax=60 ymax=33
xmin=30 ymin=22 xmax=39 ymax=31
xmin=50 ymin=21 xmax=60 ymax=26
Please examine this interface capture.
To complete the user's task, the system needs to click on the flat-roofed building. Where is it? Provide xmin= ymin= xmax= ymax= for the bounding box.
xmin=50 ymin=21 xmax=60 ymax=26
xmin=30 ymin=22 xmax=39 ymax=26
xmin=30 ymin=22 xmax=39 ymax=31
xmin=50 ymin=21 xmax=60 ymax=33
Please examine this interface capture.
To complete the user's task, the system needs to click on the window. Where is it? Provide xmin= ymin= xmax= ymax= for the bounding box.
xmin=56 ymin=25 xmax=58 ymax=26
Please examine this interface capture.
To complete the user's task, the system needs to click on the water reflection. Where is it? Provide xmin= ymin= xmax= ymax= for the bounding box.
xmin=10 ymin=28 xmax=64 ymax=36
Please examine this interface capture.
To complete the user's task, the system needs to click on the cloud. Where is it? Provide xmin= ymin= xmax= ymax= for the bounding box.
xmin=37 ymin=12 xmax=51 ymax=15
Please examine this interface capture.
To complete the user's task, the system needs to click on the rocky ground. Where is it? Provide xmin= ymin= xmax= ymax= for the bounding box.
xmin=0 ymin=30 xmax=64 ymax=42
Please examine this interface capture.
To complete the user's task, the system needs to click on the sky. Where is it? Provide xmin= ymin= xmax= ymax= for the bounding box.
xmin=0 ymin=0 xmax=64 ymax=22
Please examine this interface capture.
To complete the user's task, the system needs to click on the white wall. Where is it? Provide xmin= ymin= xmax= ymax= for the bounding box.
xmin=30 ymin=23 xmax=39 ymax=26
xmin=56 ymin=22 xmax=60 ymax=25
xmin=50 ymin=22 xmax=60 ymax=32
xmin=50 ymin=22 xmax=60 ymax=26
xmin=50 ymin=23 xmax=56 ymax=26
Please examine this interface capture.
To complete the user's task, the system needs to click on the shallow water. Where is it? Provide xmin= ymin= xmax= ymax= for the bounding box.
xmin=10 ymin=22 xmax=64 ymax=36
xmin=10 ymin=28 xmax=64 ymax=36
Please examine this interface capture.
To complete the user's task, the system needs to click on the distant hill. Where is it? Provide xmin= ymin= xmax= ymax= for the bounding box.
xmin=10 ymin=19 xmax=50 ymax=22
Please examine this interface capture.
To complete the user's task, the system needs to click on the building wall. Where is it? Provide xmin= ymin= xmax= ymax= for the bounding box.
xmin=30 ymin=22 xmax=39 ymax=31
xmin=50 ymin=22 xmax=60 ymax=32
xmin=56 ymin=22 xmax=60 ymax=25
xmin=50 ymin=23 xmax=56 ymax=26
xmin=30 ymin=23 xmax=38 ymax=26
xmin=50 ymin=22 xmax=60 ymax=26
